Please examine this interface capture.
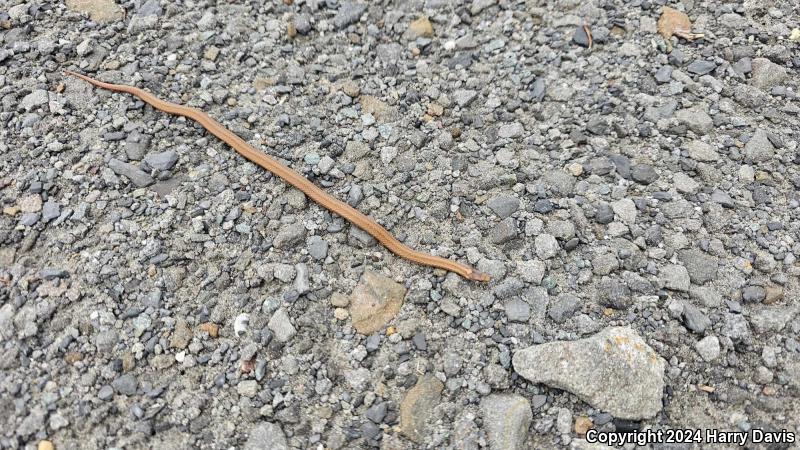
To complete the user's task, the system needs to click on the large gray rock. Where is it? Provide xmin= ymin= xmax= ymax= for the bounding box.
xmin=513 ymin=326 xmax=665 ymax=419
xmin=487 ymin=195 xmax=520 ymax=218
xmin=480 ymin=394 xmax=532 ymax=450
xmin=21 ymin=90 xmax=49 ymax=111
xmin=661 ymin=264 xmax=690 ymax=292
xmin=678 ymin=249 xmax=718 ymax=284
xmin=244 ymin=422 xmax=288 ymax=450
xmin=144 ymin=150 xmax=178 ymax=171
xmin=268 ymin=308 xmax=296 ymax=342
xmin=685 ymin=140 xmax=719 ymax=162
xmin=333 ymin=2 xmax=366 ymax=29
xmin=748 ymin=304 xmax=800 ymax=334
xmin=273 ymin=224 xmax=306 ymax=249
xmin=744 ymin=129 xmax=775 ymax=162
xmin=750 ymin=58 xmax=787 ymax=90
xmin=400 ymin=375 xmax=443 ymax=443
xmin=676 ymin=108 xmax=713 ymax=135
xmin=108 ymin=158 xmax=154 ymax=187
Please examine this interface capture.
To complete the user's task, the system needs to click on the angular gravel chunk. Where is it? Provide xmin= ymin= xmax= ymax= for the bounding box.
xmin=513 ymin=327 xmax=666 ymax=419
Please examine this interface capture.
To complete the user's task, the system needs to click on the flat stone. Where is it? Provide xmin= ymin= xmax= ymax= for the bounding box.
xmin=631 ymin=164 xmax=659 ymax=184
xmin=480 ymin=394 xmax=532 ymax=450
xmin=237 ymin=380 xmax=259 ymax=398
xmin=573 ymin=25 xmax=590 ymax=47
xmin=505 ymin=298 xmax=531 ymax=323
xmin=244 ymin=423 xmax=288 ymax=450
xmin=548 ymin=293 xmax=581 ymax=323
xmin=125 ymin=131 xmax=150 ymax=161
xmin=513 ymin=326 xmax=666 ymax=419
xmin=404 ymin=16 xmax=434 ymax=40
xmin=98 ymin=385 xmax=114 ymax=400
xmin=21 ymin=90 xmax=49 ymax=111
xmin=470 ymin=0 xmax=497 ymax=15
xmin=487 ymin=195 xmax=519 ymax=218
xmin=454 ymin=89 xmax=478 ymax=107
xmin=111 ymin=374 xmax=137 ymax=396
xmin=744 ymin=129 xmax=775 ymax=162
xmin=144 ymin=150 xmax=178 ymax=171
xmin=498 ymin=122 xmax=524 ymax=139
xmin=677 ymin=249 xmax=718 ymax=285
xmin=749 ymin=304 xmax=800 ymax=334
xmin=41 ymin=201 xmax=60 ymax=222
xmin=273 ymin=225 xmax=306 ymax=249
xmin=710 ymin=189 xmax=734 ymax=208
xmin=534 ymin=234 xmax=559 ymax=259
xmin=661 ymin=264 xmax=690 ymax=292
xmin=108 ymin=158 xmax=154 ymax=187
xmin=594 ymin=203 xmax=614 ymax=224
xmin=400 ymin=375 xmax=444 ymax=443
xmin=742 ymin=285 xmax=766 ymax=303
xmin=611 ymin=198 xmax=637 ymax=224
xmin=687 ymin=60 xmax=717 ymax=75
xmin=333 ymin=2 xmax=366 ymax=29
xmin=169 ymin=319 xmax=192 ymax=349
xmin=695 ymin=335 xmax=720 ymax=361
xmin=349 ymin=271 xmax=405 ymax=335
xmin=294 ymin=263 xmax=310 ymax=294
xmin=750 ymin=58 xmax=787 ymax=90
xmin=66 ymin=0 xmax=125 ymax=22
xmin=516 ymin=260 xmax=545 ymax=284
xmin=490 ymin=217 xmax=518 ymax=244
xmin=655 ymin=66 xmax=672 ymax=83
xmin=19 ymin=194 xmax=43 ymax=213
xmin=366 ymin=402 xmax=387 ymax=423
xmin=673 ymin=173 xmax=700 ymax=194
xmin=682 ymin=303 xmax=711 ymax=334
xmin=268 ymin=308 xmax=296 ymax=342
xmin=676 ymin=108 xmax=714 ymax=135
xmin=685 ymin=140 xmax=719 ymax=162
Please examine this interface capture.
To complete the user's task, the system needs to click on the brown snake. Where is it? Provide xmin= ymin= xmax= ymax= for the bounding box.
xmin=65 ymin=71 xmax=490 ymax=282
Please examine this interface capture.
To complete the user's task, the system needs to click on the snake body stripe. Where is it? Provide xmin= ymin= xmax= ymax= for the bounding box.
xmin=65 ymin=71 xmax=490 ymax=282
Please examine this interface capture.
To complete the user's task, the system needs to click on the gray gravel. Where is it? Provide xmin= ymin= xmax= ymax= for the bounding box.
xmin=1 ymin=0 xmax=799 ymax=448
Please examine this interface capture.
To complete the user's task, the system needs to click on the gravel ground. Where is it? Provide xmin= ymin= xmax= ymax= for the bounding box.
xmin=1 ymin=0 xmax=799 ymax=449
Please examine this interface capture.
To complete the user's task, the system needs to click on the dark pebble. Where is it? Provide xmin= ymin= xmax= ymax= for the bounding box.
xmin=573 ymin=25 xmax=590 ymax=47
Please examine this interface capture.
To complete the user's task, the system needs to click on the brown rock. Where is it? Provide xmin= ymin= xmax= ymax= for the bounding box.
xmin=341 ymin=81 xmax=360 ymax=98
xmin=349 ymin=271 xmax=405 ymax=335
xmin=38 ymin=441 xmax=54 ymax=450
xmin=121 ymin=352 xmax=135 ymax=372
xmin=66 ymin=0 xmax=124 ymax=23
xmin=169 ymin=319 xmax=193 ymax=349
xmin=764 ymin=286 xmax=784 ymax=304
xmin=400 ymin=375 xmax=444 ymax=443
xmin=359 ymin=95 xmax=396 ymax=122
xmin=65 ymin=352 xmax=82 ymax=364
xmin=405 ymin=16 xmax=434 ymax=40
xmin=199 ymin=322 xmax=220 ymax=338
xmin=427 ymin=103 xmax=444 ymax=117
xmin=657 ymin=7 xmax=691 ymax=39
xmin=203 ymin=46 xmax=220 ymax=61
xmin=330 ymin=293 xmax=350 ymax=307
xmin=253 ymin=77 xmax=277 ymax=92
xmin=575 ymin=416 xmax=593 ymax=435
xmin=19 ymin=194 xmax=42 ymax=213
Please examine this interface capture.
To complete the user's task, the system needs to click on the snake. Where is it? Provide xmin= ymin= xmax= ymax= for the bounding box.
xmin=65 ymin=71 xmax=490 ymax=282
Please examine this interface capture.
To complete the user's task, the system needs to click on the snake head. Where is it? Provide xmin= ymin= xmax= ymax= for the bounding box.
xmin=468 ymin=270 xmax=491 ymax=282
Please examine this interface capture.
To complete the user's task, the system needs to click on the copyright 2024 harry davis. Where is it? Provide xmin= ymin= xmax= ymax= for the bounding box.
xmin=585 ymin=428 xmax=796 ymax=447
